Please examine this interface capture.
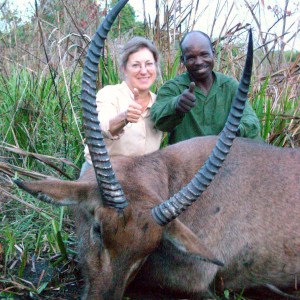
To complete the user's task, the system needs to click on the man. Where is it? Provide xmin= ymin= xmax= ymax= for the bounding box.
xmin=150 ymin=31 xmax=260 ymax=144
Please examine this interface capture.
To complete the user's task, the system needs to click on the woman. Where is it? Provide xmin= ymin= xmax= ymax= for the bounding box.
xmin=81 ymin=37 xmax=163 ymax=175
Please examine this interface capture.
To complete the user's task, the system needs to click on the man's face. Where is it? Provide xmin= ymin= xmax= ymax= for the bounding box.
xmin=181 ymin=33 xmax=215 ymax=82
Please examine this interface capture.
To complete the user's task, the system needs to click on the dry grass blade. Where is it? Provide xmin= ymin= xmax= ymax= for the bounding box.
xmin=0 ymin=162 xmax=49 ymax=180
xmin=4 ymin=278 xmax=35 ymax=292
xmin=0 ymin=143 xmax=79 ymax=179
xmin=0 ymin=187 xmax=55 ymax=217
xmin=1 ymin=281 xmax=27 ymax=295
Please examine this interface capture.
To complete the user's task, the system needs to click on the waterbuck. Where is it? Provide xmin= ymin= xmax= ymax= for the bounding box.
xmin=14 ymin=0 xmax=300 ymax=299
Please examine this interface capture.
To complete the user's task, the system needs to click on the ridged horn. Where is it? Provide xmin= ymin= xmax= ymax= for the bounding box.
xmin=81 ymin=0 xmax=129 ymax=209
xmin=152 ymin=29 xmax=253 ymax=226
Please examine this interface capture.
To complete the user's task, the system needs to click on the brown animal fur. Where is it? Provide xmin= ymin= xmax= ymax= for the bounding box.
xmin=16 ymin=136 xmax=300 ymax=299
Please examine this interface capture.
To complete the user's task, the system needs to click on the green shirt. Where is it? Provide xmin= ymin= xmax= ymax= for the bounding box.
xmin=151 ymin=71 xmax=260 ymax=144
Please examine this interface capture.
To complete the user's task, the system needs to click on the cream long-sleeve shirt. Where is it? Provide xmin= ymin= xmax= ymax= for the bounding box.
xmin=84 ymin=81 xmax=163 ymax=164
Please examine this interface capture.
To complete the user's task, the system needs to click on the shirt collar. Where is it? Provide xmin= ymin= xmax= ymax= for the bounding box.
xmin=180 ymin=71 xmax=231 ymax=87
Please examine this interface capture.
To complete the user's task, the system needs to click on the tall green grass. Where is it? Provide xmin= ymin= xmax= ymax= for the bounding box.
xmin=0 ymin=67 xmax=83 ymax=176
xmin=252 ymin=76 xmax=300 ymax=146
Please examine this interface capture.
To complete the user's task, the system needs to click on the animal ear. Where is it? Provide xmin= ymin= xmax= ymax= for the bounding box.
xmin=14 ymin=178 xmax=98 ymax=206
xmin=164 ymin=219 xmax=224 ymax=266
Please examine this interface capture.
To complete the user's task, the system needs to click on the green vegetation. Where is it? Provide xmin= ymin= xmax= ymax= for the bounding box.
xmin=109 ymin=0 xmax=146 ymax=37
xmin=0 ymin=68 xmax=83 ymax=171
xmin=0 ymin=0 xmax=299 ymax=299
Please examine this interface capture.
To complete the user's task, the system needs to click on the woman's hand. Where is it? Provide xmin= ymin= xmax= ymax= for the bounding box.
xmin=126 ymin=101 xmax=142 ymax=123
xmin=126 ymin=88 xmax=142 ymax=123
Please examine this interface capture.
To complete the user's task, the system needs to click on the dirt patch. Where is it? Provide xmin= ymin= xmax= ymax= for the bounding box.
xmin=1 ymin=256 xmax=83 ymax=299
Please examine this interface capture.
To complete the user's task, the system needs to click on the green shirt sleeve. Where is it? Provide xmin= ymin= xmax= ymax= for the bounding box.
xmin=239 ymin=100 xmax=261 ymax=139
xmin=218 ymin=75 xmax=261 ymax=140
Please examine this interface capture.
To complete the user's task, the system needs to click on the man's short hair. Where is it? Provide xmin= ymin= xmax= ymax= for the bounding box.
xmin=180 ymin=31 xmax=213 ymax=52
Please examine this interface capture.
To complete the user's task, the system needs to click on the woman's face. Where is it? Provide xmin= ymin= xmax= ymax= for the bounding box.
xmin=123 ymin=48 xmax=157 ymax=92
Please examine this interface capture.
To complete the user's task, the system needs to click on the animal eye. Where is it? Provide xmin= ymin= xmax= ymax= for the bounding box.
xmin=93 ymin=222 xmax=101 ymax=234
xmin=90 ymin=222 xmax=103 ymax=246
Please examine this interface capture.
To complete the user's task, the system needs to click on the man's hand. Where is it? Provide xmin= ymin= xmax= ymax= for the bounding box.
xmin=175 ymin=82 xmax=196 ymax=113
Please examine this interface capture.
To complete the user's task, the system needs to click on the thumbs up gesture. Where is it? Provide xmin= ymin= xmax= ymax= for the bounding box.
xmin=126 ymin=88 xmax=143 ymax=123
xmin=175 ymin=82 xmax=196 ymax=113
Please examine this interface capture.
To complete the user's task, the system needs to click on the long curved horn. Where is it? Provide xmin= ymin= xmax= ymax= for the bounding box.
xmin=81 ymin=0 xmax=129 ymax=209
xmin=152 ymin=29 xmax=253 ymax=226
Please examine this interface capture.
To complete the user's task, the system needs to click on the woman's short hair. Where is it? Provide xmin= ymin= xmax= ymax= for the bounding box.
xmin=120 ymin=36 xmax=159 ymax=68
